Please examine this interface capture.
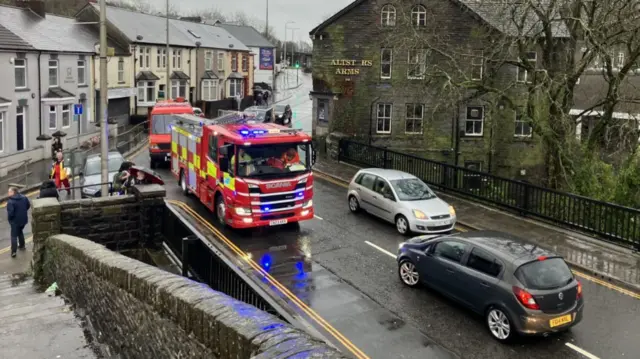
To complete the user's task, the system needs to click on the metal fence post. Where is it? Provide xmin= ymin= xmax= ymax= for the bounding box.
xmin=181 ymin=236 xmax=197 ymax=277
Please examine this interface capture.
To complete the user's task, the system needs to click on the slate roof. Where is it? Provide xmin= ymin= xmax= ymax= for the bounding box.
xmin=228 ymin=72 xmax=245 ymax=79
xmin=43 ymin=87 xmax=75 ymax=99
xmin=136 ymin=71 xmax=160 ymax=81
xmin=170 ymin=71 xmax=190 ymax=80
xmin=202 ymin=71 xmax=219 ymax=79
xmin=0 ymin=97 xmax=11 ymax=104
xmin=0 ymin=23 xmax=34 ymax=51
xmin=309 ymin=0 xmax=568 ymax=38
xmin=217 ymin=23 xmax=275 ymax=48
xmin=89 ymin=4 xmax=249 ymax=51
xmin=0 ymin=5 xmax=97 ymax=53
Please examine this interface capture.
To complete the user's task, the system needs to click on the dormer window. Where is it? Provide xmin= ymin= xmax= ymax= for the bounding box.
xmin=188 ymin=30 xmax=200 ymax=39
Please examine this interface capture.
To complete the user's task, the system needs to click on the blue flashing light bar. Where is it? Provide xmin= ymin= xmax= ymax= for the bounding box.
xmin=260 ymin=254 xmax=272 ymax=271
xmin=239 ymin=129 xmax=268 ymax=136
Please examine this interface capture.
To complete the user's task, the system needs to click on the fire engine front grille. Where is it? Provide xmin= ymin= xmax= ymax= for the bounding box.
xmin=157 ymin=143 xmax=171 ymax=150
xmin=249 ymin=181 xmax=306 ymax=195
xmin=261 ymin=202 xmax=297 ymax=211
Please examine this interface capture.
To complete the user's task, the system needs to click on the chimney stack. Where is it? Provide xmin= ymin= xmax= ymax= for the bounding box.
xmin=14 ymin=0 xmax=46 ymax=18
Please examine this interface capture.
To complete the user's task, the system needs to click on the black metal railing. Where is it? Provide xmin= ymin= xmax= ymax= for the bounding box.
xmin=53 ymin=182 xmax=115 ymax=201
xmin=162 ymin=204 xmax=288 ymax=321
xmin=338 ymin=139 xmax=640 ymax=248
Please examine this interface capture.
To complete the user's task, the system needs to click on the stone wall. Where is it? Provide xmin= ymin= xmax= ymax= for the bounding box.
xmin=31 ymin=184 xmax=166 ymax=282
xmin=40 ymin=234 xmax=347 ymax=359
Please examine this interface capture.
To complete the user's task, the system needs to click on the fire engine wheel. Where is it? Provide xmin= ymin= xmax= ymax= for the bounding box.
xmin=215 ymin=195 xmax=226 ymax=227
xmin=179 ymin=170 xmax=189 ymax=195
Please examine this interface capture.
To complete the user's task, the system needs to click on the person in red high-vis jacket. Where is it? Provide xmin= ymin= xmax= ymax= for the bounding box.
xmin=50 ymin=151 xmax=70 ymax=195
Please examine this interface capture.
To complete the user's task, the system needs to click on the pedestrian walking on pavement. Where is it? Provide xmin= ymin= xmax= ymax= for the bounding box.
xmin=6 ymin=187 xmax=30 ymax=258
xmin=50 ymin=151 xmax=71 ymax=195
xmin=37 ymin=180 xmax=59 ymax=200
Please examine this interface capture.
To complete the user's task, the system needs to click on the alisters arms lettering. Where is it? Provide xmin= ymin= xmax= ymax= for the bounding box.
xmin=331 ymin=59 xmax=373 ymax=75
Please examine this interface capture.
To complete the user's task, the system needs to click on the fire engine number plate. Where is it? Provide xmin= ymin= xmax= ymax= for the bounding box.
xmin=269 ymin=219 xmax=288 ymax=226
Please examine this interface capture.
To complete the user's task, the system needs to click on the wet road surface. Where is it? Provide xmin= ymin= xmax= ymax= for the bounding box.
xmin=137 ymin=147 xmax=639 ymax=359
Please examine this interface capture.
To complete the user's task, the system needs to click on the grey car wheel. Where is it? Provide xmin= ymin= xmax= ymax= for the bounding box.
xmin=486 ymin=307 xmax=513 ymax=342
xmin=348 ymin=195 xmax=360 ymax=213
xmin=398 ymin=259 xmax=420 ymax=287
xmin=396 ymin=215 xmax=410 ymax=235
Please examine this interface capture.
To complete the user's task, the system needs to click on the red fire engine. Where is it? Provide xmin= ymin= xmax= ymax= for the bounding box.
xmin=169 ymin=112 xmax=315 ymax=229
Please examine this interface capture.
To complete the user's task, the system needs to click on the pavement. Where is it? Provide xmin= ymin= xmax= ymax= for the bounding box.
xmin=2 ymin=75 xmax=638 ymax=359
xmin=0 ymin=246 xmax=97 ymax=359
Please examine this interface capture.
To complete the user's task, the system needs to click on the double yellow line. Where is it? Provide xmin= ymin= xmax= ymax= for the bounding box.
xmin=167 ymin=199 xmax=370 ymax=359
xmin=312 ymin=171 xmax=640 ymax=300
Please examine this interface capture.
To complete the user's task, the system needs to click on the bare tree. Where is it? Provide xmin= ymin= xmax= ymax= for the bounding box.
xmin=380 ymin=0 xmax=640 ymax=195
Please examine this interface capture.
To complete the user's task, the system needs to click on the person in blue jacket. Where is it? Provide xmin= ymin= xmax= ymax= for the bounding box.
xmin=6 ymin=186 xmax=30 ymax=258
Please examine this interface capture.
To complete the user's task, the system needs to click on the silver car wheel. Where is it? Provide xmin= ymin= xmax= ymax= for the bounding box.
xmin=399 ymin=261 xmax=419 ymax=286
xmin=487 ymin=308 xmax=511 ymax=340
xmin=348 ymin=196 xmax=359 ymax=212
xmin=396 ymin=216 xmax=409 ymax=234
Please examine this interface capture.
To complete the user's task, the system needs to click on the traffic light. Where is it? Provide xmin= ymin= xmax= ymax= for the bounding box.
xmin=295 ymin=62 xmax=300 ymax=68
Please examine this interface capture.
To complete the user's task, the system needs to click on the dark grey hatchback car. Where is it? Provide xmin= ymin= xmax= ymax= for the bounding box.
xmin=397 ymin=230 xmax=584 ymax=342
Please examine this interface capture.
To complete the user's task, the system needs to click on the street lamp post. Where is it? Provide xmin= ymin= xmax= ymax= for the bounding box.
xmin=284 ymin=21 xmax=294 ymax=66
xmin=166 ymin=0 xmax=171 ymax=100
xmin=98 ymin=0 xmax=109 ymax=195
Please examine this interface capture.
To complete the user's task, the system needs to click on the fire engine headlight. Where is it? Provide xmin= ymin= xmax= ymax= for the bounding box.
xmin=302 ymin=200 xmax=312 ymax=209
xmin=235 ymin=207 xmax=252 ymax=216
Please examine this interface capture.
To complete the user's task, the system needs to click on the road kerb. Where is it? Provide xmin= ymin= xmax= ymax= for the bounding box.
xmin=312 ymin=168 xmax=640 ymax=298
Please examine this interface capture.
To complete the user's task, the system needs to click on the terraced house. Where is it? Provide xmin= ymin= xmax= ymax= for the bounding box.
xmin=309 ymin=0 xmax=640 ymax=178
xmin=0 ymin=2 xmax=100 ymax=172
xmin=76 ymin=3 xmax=253 ymax=116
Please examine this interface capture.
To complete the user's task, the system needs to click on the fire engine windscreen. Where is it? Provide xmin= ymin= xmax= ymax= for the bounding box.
xmin=151 ymin=115 xmax=176 ymax=134
xmin=235 ymin=143 xmax=310 ymax=178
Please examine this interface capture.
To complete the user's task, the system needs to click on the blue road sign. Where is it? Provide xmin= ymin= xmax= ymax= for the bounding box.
xmin=73 ymin=104 xmax=83 ymax=115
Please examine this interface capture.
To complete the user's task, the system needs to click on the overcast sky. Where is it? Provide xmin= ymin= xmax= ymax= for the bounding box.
xmin=144 ymin=0 xmax=354 ymax=42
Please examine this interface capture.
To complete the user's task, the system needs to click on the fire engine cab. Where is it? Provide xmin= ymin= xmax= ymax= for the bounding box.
xmin=170 ymin=112 xmax=315 ymax=229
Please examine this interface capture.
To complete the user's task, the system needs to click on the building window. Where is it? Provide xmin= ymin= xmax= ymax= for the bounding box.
xmin=48 ymin=105 xmax=57 ymax=129
xmin=229 ymin=78 xmax=243 ymax=97
xmin=159 ymin=84 xmax=166 ymax=98
xmin=204 ymin=51 xmax=213 ymax=70
xmin=617 ymin=52 xmax=625 ymax=68
xmin=405 ymin=104 xmax=424 ymax=134
xmin=137 ymin=81 xmax=156 ymax=103
xmin=77 ymin=60 xmax=86 ymax=86
xmin=172 ymin=49 xmax=182 ymax=68
xmin=171 ymin=80 xmax=187 ymax=99
xmin=217 ymin=52 xmax=224 ymax=71
xmin=411 ymin=5 xmax=427 ymax=27
xmin=317 ymin=99 xmax=328 ymax=124
xmin=118 ymin=58 xmax=125 ymax=82
xmin=514 ymin=111 xmax=532 ymax=137
xmin=381 ymin=4 xmax=396 ymax=27
xmin=407 ymin=49 xmax=426 ymax=79
xmin=48 ymin=59 xmax=58 ymax=87
xmin=139 ymin=47 xmax=151 ymax=68
xmin=157 ymin=48 xmax=167 ymax=68
xmin=61 ymin=104 xmax=70 ymax=128
xmin=517 ymin=51 xmax=537 ymax=83
xmin=202 ymin=80 xmax=218 ymax=101
xmin=465 ymin=106 xmax=484 ymax=136
xmin=15 ymin=106 xmax=24 ymax=151
xmin=231 ymin=54 xmax=238 ymax=72
xmin=381 ymin=48 xmax=392 ymax=79
xmin=0 ymin=111 xmax=4 ymax=152
xmin=14 ymin=58 xmax=27 ymax=89
xmin=376 ymin=103 xmax=393 ymax=134
xmin=471 ymin=51 xmax=483 ymax=80
xmin=242 ymin=55 xmax=248 ymax=72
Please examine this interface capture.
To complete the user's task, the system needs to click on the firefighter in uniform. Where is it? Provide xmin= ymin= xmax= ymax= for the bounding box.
xmin=50 ymin=151 xmax=71 ymax=194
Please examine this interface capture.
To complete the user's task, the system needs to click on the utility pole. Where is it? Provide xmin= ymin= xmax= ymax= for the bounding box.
xmin=166 ymin=0 xmax=171 ymax=100
xmin=265 ymin=0 xmax=269 ymax=36
xmin=99 ymin=0 xmax=109 ymax=196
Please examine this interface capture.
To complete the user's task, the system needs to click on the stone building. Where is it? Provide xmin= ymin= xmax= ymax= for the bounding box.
xmin=308 ymin=0 xmax=640 ymax=179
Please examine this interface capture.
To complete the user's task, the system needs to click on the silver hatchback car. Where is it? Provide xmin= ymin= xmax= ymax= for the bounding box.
xmin=347 ymin=168 xmax=456 ymax=235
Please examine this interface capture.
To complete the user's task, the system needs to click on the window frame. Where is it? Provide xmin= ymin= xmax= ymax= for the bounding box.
xmin=411 ymin=5 xmax=427 ymax=27
xmin=14 ymin=58 xmax=27 ymax=89
xmin=202 ymin=79 xmax=218 ymax=101
xmin=380 ymin=48 xmax=392 ymax=79
xmin=77 ymin=59 xmax=86 ymax=86
xmin=217 ymin=52 xmax=224 ymax=71
xmin=464 ymin=106 xmax=484 ymax=136
xmin=405 ymin=103 xmax=424 ymax=134
xmin=242 ymin=55 xmax=248 ymax=72
xmin=465 ymin=247 xmax=503 ymax=277
xmin=171 ymin=80 xmax=187 ymax=99
xmin=48 ymin=105 xmax=57 ymax=130
xmin=617 ymin=51 xmax=625 ymax=68
xmin=48 ymin=59 xmax=59 ymax=87
xmin=208 ymin=134 xmax=218 ymax=161
xmin=376 ymin=103 xmax=393 ymax=134
xmin=204 ymin=50 xmax=213 ymax=70
xmin=514 ymin=111 xmax=533 ymax=138
xmin=231 ymin=54 xmax=238 ymax=72
xmin=407 ymin=49 xmax=426 ymax=79
xmin=117 ymin=57 xmax=125 ymax=82
xmin=471 ymin=50 xmax=483 ymax=80
xmin=229 ymin=78 xmax=244 ymax=97
xmin=516 ymin=51 xmax=537 ymax=83
xmin=381 ymin=4 xmax=396 ymax=27
xmin=137 ymin=80 xmax=156 ymax=103
xmin=15 ymin=106 xmax=24 ymax=151
xmin=432 ymin=240 xmax=468 ymax=264
xmin=61 ymin=104 xmax=71 ymax=128
xmin=139 ymin=47 xmax=151 ymax=68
